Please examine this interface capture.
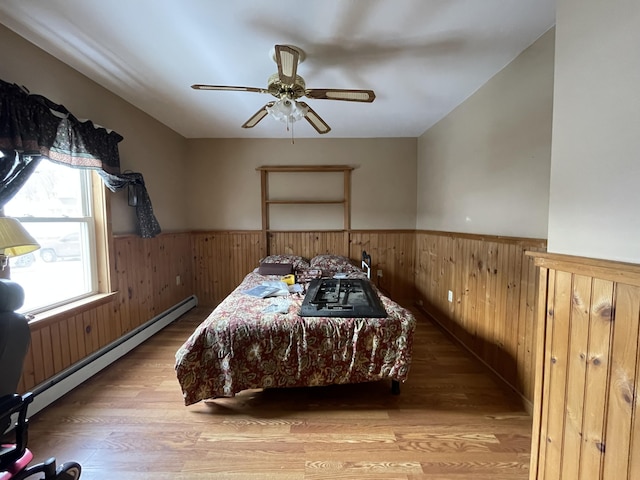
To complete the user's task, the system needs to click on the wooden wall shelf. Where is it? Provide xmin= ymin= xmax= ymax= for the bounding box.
xmin=256 ymin=165 xmax=354 ymax=173
xmin=266 ymin=200 xmax=345 ymax=205
xmin=257 ymin=165 xmax=353 ymax=256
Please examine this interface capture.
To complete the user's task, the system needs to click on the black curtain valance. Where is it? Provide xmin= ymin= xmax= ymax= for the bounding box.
xmin=0 ymin=78 xmax=161 ymax=238
xmin=0 ymin=79 xmax=122 ymax=172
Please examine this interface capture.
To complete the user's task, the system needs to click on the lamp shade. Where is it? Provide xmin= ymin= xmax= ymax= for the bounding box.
xmin=0 ymin=217 xmax=40 ymax=257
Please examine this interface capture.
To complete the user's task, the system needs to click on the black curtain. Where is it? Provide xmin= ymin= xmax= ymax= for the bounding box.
xmin=0 ymin=79 xmax=161 ymax=238
xmin=98 ymin=171 xmax=161 ymax=239
xmin=0 ymin=150 xmax=41 ymax=208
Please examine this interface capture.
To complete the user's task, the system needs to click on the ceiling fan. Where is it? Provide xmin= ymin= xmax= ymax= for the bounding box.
xmin=191 ymin=44 xmax=376 ymax=135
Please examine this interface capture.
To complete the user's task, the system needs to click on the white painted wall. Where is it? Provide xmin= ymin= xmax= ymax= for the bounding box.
xmin=547 ymin=0 xmax=640 ymax=263
xmin=416 ymin=29 xmax=555 ymax=239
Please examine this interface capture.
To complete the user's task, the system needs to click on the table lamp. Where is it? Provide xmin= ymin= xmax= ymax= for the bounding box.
xmin=0 ymin=217 xmax=40 ymax=274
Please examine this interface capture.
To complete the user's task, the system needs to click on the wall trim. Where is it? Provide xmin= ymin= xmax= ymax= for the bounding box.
xmin=527 ymin=250 xmax=640 ymax=286
xmin=416 ymin=229 xmax=547 ymax=246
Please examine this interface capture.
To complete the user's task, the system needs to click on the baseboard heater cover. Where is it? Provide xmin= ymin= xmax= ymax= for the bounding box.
xmin=28 ymin=295 xmax=198 ymax=416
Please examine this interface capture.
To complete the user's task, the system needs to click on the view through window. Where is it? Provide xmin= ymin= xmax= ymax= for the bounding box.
xmin=4 ymin=159 xmax=98 ymax=313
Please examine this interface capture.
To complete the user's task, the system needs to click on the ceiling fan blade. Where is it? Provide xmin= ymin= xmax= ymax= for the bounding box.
xmin=192 ymin=84 xmax=269 ymax=94
xmin=274 ymin=45 xmax=299 ymax=85
xmin=305 ymin=89 xmax=376 ymax=102
xmin=299 ymin=102 xmax=331 ymax=134
xmin=242 ymin=102 xmax=275 ymax=129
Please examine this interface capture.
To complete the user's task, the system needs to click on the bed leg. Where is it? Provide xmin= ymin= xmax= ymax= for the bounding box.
xmin=391 ymin=380 xmax=400 ymax=395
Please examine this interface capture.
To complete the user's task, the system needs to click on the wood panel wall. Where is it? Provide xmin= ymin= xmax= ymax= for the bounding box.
xmin=414 ymin=231 xmax=547 ymax=406
xmin=349 ymin=230 xmax=416 ymax=303
xmin=190 ymin=230 xmax=417 ymax=306
xmin=529 ymin=253 xmax=640 ymax=480
xmin=268 ymin=231 xmax=349 ymax=260
xmin=191 ymin=231 xmax=263 ymax=307
xmin=19 ymin=232 xmax=193 ymax=393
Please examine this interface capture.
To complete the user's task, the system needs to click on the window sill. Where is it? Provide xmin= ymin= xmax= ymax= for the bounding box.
xmin=27 ymin=292 xmax=118 ymax=328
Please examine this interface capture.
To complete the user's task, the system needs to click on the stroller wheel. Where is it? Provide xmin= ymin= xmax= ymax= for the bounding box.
xmin=55 ymin=461 xmax=81 ymax=479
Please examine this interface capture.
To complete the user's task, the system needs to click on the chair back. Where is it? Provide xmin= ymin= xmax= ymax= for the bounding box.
xmin=0 ymin=279 xmax=30 ymax=398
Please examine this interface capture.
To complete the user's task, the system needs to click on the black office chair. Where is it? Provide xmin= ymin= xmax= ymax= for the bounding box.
xmin=0 ymin=279 xmax=81 ymax=480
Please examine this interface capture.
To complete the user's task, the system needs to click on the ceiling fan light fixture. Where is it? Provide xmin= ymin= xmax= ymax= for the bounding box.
xmin=266 ymin=98 xmax=308 ymax=124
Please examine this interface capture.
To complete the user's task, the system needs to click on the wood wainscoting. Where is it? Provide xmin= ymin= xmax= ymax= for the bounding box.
xmin=19 ymin=232 xmax=194 ymax=393
xmin=414 ymin=231 xmax=547 ymax=407
xmin=269 ymin=231 xmax=350 ymax=260
xmin=190 ymin=231 xmax=263 ymax=307
xmin=190 ymin=230 xmax=416 ymax=307
xmin=350 ymin=230 xmax=416 ymax=303
xmin=528 ymin=252 xmax=640 ymax=480
xmin=269 ymin=230 xmax=416 ymax=303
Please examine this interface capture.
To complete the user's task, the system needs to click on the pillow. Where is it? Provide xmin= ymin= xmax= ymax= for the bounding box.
xmin=260 ymin=254 xmax=310 ymax=271
xmin=295 ymin=268 xmax=323 ymax=283
xmin=309 ymin=255 xmax=361 ymax=274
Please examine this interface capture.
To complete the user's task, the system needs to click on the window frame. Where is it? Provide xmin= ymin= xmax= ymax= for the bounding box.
xmin=5 ymin=167 xmax=115 ymax=324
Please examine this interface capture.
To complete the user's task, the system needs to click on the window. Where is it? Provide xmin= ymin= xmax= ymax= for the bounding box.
xmin=4 ymin=160 xmax=100 ymax=313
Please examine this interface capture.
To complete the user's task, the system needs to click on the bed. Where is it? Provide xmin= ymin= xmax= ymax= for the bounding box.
xmin=174 ymin=253 xmax=416 ymax=406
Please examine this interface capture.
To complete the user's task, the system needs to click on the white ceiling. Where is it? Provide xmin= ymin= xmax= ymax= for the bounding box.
xmin=0 ymin=0 xmax=555 ymax=139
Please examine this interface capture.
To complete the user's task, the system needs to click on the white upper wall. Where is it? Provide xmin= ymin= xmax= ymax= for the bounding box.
xmin=416 ymin=29 xmax=555 ymax=239
xmin=547 ymin=0 xmax=640 ymax=263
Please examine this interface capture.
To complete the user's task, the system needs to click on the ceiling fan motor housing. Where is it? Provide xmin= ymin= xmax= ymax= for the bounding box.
xmin=267 ymin=73 xmax=306 ymax=99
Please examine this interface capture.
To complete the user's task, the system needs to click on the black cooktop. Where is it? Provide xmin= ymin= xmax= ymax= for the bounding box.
xmin=300 ymin=278 xmax=387 ymax=318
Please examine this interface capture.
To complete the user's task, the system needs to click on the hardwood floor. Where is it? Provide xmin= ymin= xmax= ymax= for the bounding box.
xmin=24 ymin=306 xmax=532 ymax=479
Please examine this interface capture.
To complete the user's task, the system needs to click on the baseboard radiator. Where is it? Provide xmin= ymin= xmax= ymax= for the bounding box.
xmin=28 ymin=295 xmax=198 ymax=416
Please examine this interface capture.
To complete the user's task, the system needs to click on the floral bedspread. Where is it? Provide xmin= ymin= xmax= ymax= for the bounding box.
xmin=175 ymin=271 xmax=416 ymax=405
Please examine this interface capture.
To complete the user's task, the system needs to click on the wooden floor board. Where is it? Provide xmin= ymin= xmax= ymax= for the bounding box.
xmin=23 ymin=306 xmax=532 ymax=479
